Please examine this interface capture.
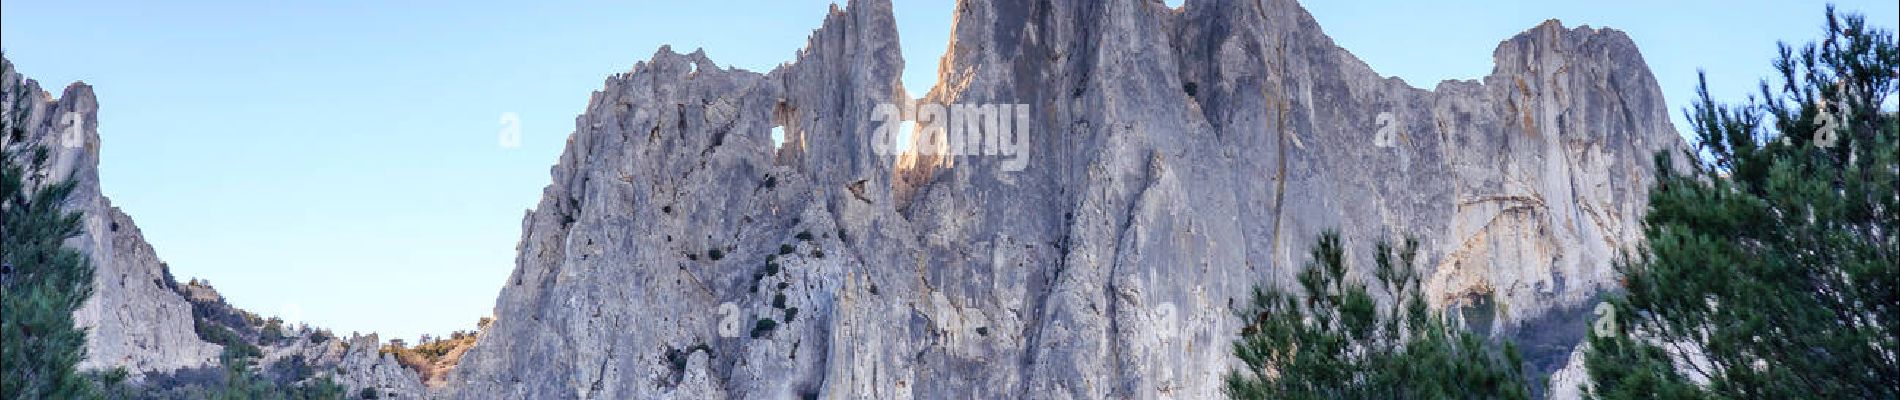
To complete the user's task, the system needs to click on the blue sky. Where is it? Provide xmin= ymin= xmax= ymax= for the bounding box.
xmin=2 ymin=0 xmax=1892 ymax=341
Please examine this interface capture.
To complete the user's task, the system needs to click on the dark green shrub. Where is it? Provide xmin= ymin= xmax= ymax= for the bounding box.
xmin=750 ymin=319 xmax=779 ymax=338
xmin=310 ymin=329 xmax=334 ymax=343
xmin=664 ymin=347 xmax=689 ymax=371
xmin=261 ymin=317 xmax=287 ymax=345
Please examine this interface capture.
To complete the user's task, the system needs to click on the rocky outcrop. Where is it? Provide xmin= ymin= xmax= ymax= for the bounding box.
xmin=1546 ymin=343 xmax=1593 ymax=400
xmin=445 ymin=0 xmax=1683 ymax=398
xmin=2 ymin=61 xmax=223 ymax=379
xmin=4 ymin=58 xmax=430 ymax=398
xmin=326 ymin=334 xmax=430 ymax=398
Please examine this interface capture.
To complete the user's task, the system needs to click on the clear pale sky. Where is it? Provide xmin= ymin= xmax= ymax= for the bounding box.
xmin=2 ymin=0 xmax=1893 ymax=341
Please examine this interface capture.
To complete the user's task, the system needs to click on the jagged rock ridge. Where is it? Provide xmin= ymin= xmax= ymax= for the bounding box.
xmin=6 ymin=0 xmax=1686 ymax=397
xmin=444 ymin=0 xmax=1684 ymax=399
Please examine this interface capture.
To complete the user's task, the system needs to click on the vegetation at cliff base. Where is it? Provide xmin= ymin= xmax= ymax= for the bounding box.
xmin=1583 ymin=7 xmax=1898 ymax=399
xmin=1225 ymin=232 xmax=1530 ymax=399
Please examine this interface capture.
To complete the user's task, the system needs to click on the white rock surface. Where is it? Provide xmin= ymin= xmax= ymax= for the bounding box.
xmin=445 ymin=0 xmax=1685 ymax=398
xmin=4 ymin=0 xmax=1689 ymax=397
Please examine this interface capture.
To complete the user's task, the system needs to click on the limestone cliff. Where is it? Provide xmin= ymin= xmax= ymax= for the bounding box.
xmin=5 ymin=0 xmax=1687 ymax=397
xmin=2 ymin=63 xmax=221 ymax=378
xmin=443 ymin=0 xmax=1684 ymax=398
xmin=3 ymin=58 xmax=427 ymax=398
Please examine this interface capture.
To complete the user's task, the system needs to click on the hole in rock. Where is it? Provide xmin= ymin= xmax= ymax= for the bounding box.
xmin=771 ymin=126 xmax=786 ymax=152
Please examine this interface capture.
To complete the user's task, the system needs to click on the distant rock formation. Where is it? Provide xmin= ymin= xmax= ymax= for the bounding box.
xmin=442 ymin=0 xmax=1684 ymax=398
xmin=3 ymin=57 xmax=427 ymax=398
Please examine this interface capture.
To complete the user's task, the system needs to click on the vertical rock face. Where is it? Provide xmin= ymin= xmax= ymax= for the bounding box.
xmin=5 ymin=0 xmax=1684 ymax=397
xmin=2 ymin=61 xmax=223 ymax=377
xmin=447 ymin=0 xmax=1684 ymax=399
xmin=4 ymin=58 xmax=427 ymax=397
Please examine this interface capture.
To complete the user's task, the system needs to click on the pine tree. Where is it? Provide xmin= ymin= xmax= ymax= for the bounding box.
xmin=1226 ymin=232 xmax=1531 ymax=399
xmin=1 ymin=56 xmax=102 ymax=399
xmin=1584 ymin=7 xmax=1898 ymax=399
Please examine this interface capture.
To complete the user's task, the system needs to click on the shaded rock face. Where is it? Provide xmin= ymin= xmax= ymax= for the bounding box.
xmin=447 ymin=0 xmax=1683 ymax=398
xmin=4 ymin=59 xmax=427 ymax=398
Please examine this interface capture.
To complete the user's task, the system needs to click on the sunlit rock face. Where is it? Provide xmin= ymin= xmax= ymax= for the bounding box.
xmin=443 ymin=0 xmax=1682 ymax=399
